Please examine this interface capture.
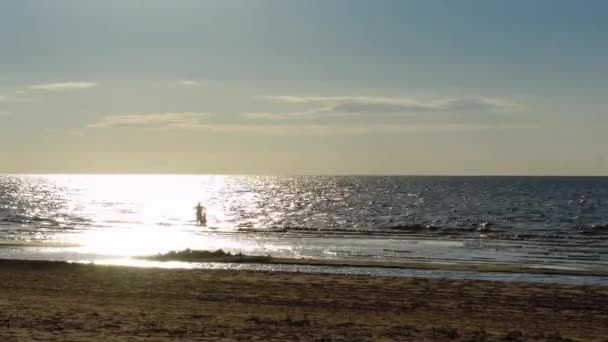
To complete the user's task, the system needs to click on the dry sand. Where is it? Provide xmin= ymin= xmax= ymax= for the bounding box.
xmin=0 ymin=259 xmax=606 ymax=341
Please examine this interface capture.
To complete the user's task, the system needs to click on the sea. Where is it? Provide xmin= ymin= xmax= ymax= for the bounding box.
xmin=1 ymin=175 xmax=607 ymax=285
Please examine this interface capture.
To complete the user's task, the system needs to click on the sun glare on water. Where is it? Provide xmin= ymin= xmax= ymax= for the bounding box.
xmin=45 ymin=174 xmax=251 ymax=257
xmin=77 ymin=227 xmax=194 ymax=256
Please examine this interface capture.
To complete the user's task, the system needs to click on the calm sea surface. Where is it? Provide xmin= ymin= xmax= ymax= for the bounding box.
xmin=1 ymin=175 xmax=607 ymax=283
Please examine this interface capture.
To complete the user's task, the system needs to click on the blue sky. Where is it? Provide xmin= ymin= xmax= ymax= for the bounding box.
xmin=1 ymin=0 xmax=607 ymax=174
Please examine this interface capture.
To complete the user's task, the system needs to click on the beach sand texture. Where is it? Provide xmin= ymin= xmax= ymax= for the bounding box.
xmin=0 ymin=260 xmax=606 ymax=341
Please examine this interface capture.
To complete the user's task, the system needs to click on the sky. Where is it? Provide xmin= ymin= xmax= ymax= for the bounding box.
xmin=1 ymin=0 xmax=607 ymax=175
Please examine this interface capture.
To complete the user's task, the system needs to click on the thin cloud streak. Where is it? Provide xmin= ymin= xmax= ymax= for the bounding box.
xmin=241 ymin=106 xmax=335 ymax=120
xmin=0 ymin=91 xmax=38 ymax=103
xmin=28 ymin=82 xmax=98 ymax=91
xmin=175 ymin=80 xmax=206 ymax=87
xmin=89 ymin=114 xmax=533 ymax=136
xmin=69 ymin=130 xmax=85 ymax=137
xmin=208 ymin=122 xmax=535 ymax=136
xmin=88 ymin=94 xmax=527 ymax=136
xmin=262 ymin=95 xmax=522 ymax=114
xmin=89 ymin=112 xmax=207 ymax=129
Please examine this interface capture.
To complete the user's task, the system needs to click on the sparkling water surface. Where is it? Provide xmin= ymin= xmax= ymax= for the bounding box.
xmin=1 ymin=175 xmax=607 ymax=283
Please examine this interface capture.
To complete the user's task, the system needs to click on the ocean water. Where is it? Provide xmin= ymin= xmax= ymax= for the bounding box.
xmin=1 ymin=175 xmax=607 ymax=283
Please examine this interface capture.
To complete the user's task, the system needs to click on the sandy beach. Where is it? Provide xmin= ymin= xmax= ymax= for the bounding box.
xmin=0 ymin=259 xmax=606 ymax=341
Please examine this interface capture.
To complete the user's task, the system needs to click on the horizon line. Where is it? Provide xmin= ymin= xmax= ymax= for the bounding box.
xmin=3 ymin=173 xmax=608 ymax=177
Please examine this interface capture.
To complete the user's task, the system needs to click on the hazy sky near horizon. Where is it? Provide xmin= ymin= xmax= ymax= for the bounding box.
xmin=1 ymin=0 xmax=607 ymax=175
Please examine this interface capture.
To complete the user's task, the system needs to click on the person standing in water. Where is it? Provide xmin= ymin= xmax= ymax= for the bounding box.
xmin=195 ymin=202 xmax=206 ymax=226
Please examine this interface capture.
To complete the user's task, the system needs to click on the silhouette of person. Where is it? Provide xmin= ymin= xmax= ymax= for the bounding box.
xmin=195 ymin=202 xmax=206 ymax=226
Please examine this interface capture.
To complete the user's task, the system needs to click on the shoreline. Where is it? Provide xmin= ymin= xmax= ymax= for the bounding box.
xmin=137 ymin=249 xmax=608 ymax=278
xmin=1 ymin=258 xmax=607 ymax=341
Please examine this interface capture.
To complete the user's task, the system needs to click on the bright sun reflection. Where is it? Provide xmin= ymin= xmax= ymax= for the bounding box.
xmin=77 ymin=227 xmax=192 ymax=256
xmin=75 ymin=226 xmax=257 ymax=257
xmin=19 ymin=175 xmax=284 ymax=259
xmin=41 ymin=174 xmax=248 ymax=256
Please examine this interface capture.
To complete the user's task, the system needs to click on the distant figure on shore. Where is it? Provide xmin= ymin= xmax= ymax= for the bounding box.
xmin=195 ymin=202 xmax=206 ymax=226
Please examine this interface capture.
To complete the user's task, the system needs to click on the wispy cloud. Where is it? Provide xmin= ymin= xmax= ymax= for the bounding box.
xmin=28 ymin=82 xmax=98 ymax=91
xmin=89 ymin=112 xmax=208 ymax=129
xmin=262 ymin=96 xmax=521 ymax=114
xmin=88 ymin=94 xmax=527 ymax=137
xmin=69 ymin=130 xmax=85 ymax=137
xmin=175 ymin=80 xmax=206 ymax=87
xmin=88 ymin=114 xmax=532 ymax=136
xmin=88 ymin=111 xmax=363 ymax=135
xmin=241 ymin=113 xmax=293 ymax=120
xmin=436 ymin=97 xmax=522 ymax=112
xmin=0 ymin=92 xmax=39 ymax=104
xmin=241 ymin=106 xmax=335 ymax=120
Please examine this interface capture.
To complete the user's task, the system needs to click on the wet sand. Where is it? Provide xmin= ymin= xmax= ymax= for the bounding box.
xmin=0 ymin=259 xmax=606 ymax=341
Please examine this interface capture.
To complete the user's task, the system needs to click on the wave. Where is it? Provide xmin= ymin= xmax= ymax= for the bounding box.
xmin=234 ymin=223 xmax=608 ymax=240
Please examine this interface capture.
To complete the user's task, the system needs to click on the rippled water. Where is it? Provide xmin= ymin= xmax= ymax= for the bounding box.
xmin=1 ymin=175 xmax=607 ymax=278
